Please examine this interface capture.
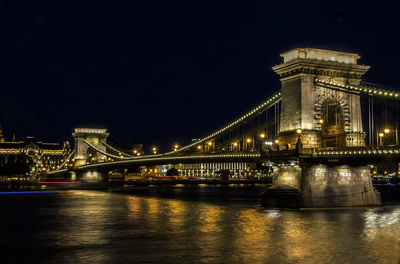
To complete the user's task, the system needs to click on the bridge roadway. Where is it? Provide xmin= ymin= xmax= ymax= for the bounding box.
xmin=47 ymin=152 xmax=261 ymax=175
xmin=47 ymin=145 xmax=400 ymax=176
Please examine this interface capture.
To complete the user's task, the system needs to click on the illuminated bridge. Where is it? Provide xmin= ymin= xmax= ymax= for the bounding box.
xmin=48 ymin=48 xmax=400 ymax=207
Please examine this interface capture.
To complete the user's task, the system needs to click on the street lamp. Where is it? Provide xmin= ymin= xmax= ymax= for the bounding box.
xmin=206 ymin=141 xmax=213 ymax=152
xmin=246 ymin=138 xmax=252 ymax=150
xmin=382 ymin=128 xmax=398 ymax=145
xmin=379 ymin=133 xmax=384 ymax=146
xmin=233 ymin=142 xmax=238 ymax=151
xmin=296 ymin=129 xmax=302 ymax=134
xmin=259 ymin=133 xmax=265 ymax=139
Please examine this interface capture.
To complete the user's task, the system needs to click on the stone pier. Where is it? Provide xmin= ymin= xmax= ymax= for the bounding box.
xmin=262 ymin=163 xmax=381 ymax=208
xmin=78 ymin=171 xmax=107 ymax=183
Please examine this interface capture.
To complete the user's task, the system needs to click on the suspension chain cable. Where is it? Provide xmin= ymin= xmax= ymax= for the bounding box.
xmin=100 ymin=141 xmax=134 ymax=157
xmin=53 ymin=149 xmax=75 ymax=171
xmin=83 ymin=139 xmax=132 ymax=160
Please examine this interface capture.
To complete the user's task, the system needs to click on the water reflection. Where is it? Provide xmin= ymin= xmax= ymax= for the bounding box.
xmin=364 ymin=208 xmax=400 ymax=263
xmin=1 ymin=189 xmax=400 ymax=263
xmin=47 ymin=190 xmax=117 ymax=263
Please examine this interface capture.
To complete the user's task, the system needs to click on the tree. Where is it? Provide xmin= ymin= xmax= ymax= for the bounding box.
xmin=216 ymin=169 xmax=231 ymax=182
xmin=166 ymin=167 xmax=178 ymax=176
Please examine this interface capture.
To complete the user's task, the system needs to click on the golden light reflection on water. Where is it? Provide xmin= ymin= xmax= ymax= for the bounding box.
xmin=198 ymin=204 xmax=223 ymax=233
xmin=51 ymin=191 xmax=400 ymax=263
xmin=54 ymin=190 xmax=114 ymax=263
xmin=193 ymin=203 xmax=226 ymax=263
xmin=164 ymin=199 xmax=186 ymax=229
xmin=363 ymin=208 xmax=400 ymax=263
xmin=127 ymin=196 xmax=141 ymax=220
xmin=231 ymin=208 xmax=274 ymax=263
xmin=284 ymin=218 xmax=314 ymax=260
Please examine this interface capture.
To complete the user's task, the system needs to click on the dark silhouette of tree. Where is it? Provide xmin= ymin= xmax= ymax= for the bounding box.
xmin=0 ymin=154 xmax=33 ymax=176
xmin=216 ymin=169 xmax=231 ymax=182
xmin=166 ymin=167 xmax=178 ymax=176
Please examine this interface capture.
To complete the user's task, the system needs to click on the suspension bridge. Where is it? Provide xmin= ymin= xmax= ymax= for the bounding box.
xmin=47 ymin=48 xmax=400 ymax=207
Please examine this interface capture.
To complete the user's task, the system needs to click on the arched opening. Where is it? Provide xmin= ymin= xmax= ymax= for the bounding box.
xmin=321 ymin=99 xmax=346 ymax=148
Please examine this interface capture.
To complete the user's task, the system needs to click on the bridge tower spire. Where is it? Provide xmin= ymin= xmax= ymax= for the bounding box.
xmin=272 ymin=48 xmax=370 ymax=149
xmin=72 ymin=128 xmax=109 ymax=166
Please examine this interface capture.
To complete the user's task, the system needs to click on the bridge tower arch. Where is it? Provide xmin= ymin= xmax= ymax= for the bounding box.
xmin=72 ymin=128 xmax=109 ymax=166
xmin=272 ymin=48 xmax=370 ymax=149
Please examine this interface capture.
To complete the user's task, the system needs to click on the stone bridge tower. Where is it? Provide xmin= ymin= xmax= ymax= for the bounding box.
xmin=272 ymin=48 xmax=370 ymax=149
xmin=72 ymin=128 xmax=109 ymax=166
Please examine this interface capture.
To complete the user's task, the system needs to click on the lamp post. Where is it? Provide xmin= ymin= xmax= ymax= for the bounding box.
xmin=207 ymin=141 xmax=213 ymax=152
xmin=382 ymin=128 xmax=398 ymax=145
xmin=384 ymin=128 xmax=390 ymax=146
xmin=379 ymin=133 xmax=384 ymax=146
xmin=296 ymin=129 xmax=302 ymax=150
xmin=233 ymin=142 xmax=238 ymax=151
xmin=246 ymin=138 xmax=252 ymax=151
xmin=259 ymin=133 xmax=266 ymax=152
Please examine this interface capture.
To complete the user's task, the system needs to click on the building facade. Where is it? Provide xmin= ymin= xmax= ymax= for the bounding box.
xmin=0 ymin=126 xmax=71 ymax=177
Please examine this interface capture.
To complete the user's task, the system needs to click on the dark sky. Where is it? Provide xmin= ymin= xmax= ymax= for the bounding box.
xmin=1 ymin=1 xmax=400 ymax=152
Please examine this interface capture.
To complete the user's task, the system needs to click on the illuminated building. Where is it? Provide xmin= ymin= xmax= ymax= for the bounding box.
xmin=0 ymin=126 xmax=71 ymax=175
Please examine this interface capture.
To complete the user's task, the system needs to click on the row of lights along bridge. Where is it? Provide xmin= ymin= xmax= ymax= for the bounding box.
xmin=140 ymin=125 xmax=398 ymax=156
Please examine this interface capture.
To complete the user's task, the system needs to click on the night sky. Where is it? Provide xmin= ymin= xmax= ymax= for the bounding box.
xmin=1 ymin=1 xmax=400 ymax=152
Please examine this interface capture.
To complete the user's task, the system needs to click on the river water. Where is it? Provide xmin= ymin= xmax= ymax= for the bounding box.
xmin=1 ymin=185 xmax=399 ymax=263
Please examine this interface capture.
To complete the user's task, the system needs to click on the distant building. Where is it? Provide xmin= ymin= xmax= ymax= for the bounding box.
xmin=0 ymin=125 xmax=70 ymax=175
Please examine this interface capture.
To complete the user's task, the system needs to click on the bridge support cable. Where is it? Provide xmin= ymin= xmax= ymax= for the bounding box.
xmin=52 ymin=149 xmax=75 ymax=172
xmin=314 ymin=79 xmax=400 ymax=100
xmin=100 ymin=141 xmax=134 ymax=157
xmin=83 ymin=139 xmax=165 ymax=160
xmin=165 ymin=90 xmax=282 ymax=155
xmin=82 ymin=139 xmax=133 ymax=160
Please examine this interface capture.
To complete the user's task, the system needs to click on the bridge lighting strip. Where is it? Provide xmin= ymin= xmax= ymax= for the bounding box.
xmin=80 ymin=153 xmax=261 ymax=169
xmin=70 ymin=90 xmax=282 ymax=162
xmin=165 ymin=90 xmax=282 ymax=154
xmin=315 ymin=79 xmax=400 ymax=99
xmin=82 ymin=139 xmax=135 ymax=160
xmin=53 ymin=149 xmax=75 ymax=172
xmin=47 ymin=168 xmax=68 ymax=175
xmin=100 ymin=141 xmax=135 ymax=157
xmin=317 ymin=148 xmax=400 ymax=156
